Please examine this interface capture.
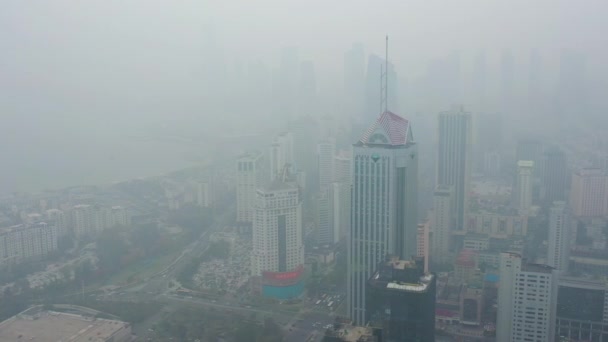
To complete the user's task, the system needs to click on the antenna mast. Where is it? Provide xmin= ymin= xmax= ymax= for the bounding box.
xmin=380 ymin=35 xmax=389 ymax=114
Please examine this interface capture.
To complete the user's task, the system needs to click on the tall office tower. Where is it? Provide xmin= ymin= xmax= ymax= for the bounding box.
xmin=570 ymin=168 xmax=608 ymax=217
xmin=316 ymin=190 xmax=332 ymax=245
xmin=317 ymin=138 xmax=336 ymax=192
xmin=251 ymin=179 xmax=305 ymax=299
xmin=417 ymin=223 xmax=430 ymax=273
xmin=548 ymin=201 xmax=570 ymax=271
xmin=556 ymin=276 xmax=608 ymax=339
xmin=364 ymin=55 xmax=398 ymax=123
xmin=329 ymin=182 xmax=350 ymax=243
xmin=299 ymin=60 xmax=317 ymax=115
xmin=289 ymin=116 xmax=319 ymax=191
xmin=344 ymin=43 xmax=366 ymax=122
xmin=347 ymin=111 xmax=418 ymax=325
xmin=514 ymin=160 xmax=534 ymax=214
xmin=556 ymin=50 xmax=587 ymax=119
xmin=541 ymin=146 xmax=568 ymax=204
xmin=366 ymin=256 xmax=436 ymax=342
xmin=431 ymin=185 xmax=453 ymax=266
xmin=331 ymin=151 xmax=352 ymax=242
xmin=269 ymin=132 xmax=294 ymax=181
xmin=437 ymin=106 xmax=472 ymax=231
xmin=236 ymin=152 xmax=265 ymax=226
xmin=497 ymin=253 xmax=558 ymax=342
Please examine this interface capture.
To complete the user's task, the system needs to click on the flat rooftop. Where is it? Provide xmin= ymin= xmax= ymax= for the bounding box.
xmin=0 ymin=308 xmax=129 ymax=342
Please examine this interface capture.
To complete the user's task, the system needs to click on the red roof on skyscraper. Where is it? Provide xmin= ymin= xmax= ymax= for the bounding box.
xmin=360 ymin=111 xmax=412 ymax=146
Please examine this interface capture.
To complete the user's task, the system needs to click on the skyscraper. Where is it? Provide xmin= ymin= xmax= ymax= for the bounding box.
xmin=431 ymin=185 xmax=453 ymax=266
xmin=541 ymin=146 xmax=568 ymax=204
xmin=366 ymin=256 xmax=436 ymax=342
xmin=497 ymin=253 xmax=558 ymax=342
xmin=251 ymin=179 xmax=305 ymax=299
xmin=236 ymin=152 xmax=265 ymax=226
xmin=437 ymin=106 xmax=472 ymax=230
xmin=514 ymin=160 xmax=534 ymax=214
xmin=348 ymin=111 xmax=418 ymax=325
xmin=548 ymin=201 xmax=570 ymax=271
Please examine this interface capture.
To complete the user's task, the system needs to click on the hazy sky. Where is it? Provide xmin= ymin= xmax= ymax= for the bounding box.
xmin=2 ymin=0 xmax=608 ymax=90
xmin=1 ymin=0 xmax=607 ymax=192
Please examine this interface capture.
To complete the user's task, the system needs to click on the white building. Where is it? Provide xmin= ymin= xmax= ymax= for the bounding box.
xmin=570 ymin=168 xmax=608 ymax=218
xmin=515 ymin=160 xmax=534 ymax=214
xmin=548 ymin=201 xmax=570 ymax=271
xmin=317 ymin=138 xmax=335 ymax=192
xmin=0 ymin=223 xmax=58 ymax=264
xmin=431 ymin=185 xmax=453 ymax=265
xmin=347 ymin=111 xmax=418 ymax=325
xmin=269 ymin=132 xmax=294 ymax=181
xmin=236 ymin=152 xmax=265 ymax=225
xmin=333 ymin=151 xmax=352 ymax=184
xmin=497 ymin=252 xmax=558 ymax=342
xmin=251 ymin=180 xmax=304 ymax=277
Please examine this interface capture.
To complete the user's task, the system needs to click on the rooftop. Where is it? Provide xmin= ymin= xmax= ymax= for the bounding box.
xmin=522 ymin=263 xmax=555 ymax=274
xmin=324 ymin=324 xmax=377 ymax=342
xmin=0 ymin=307 xmax=130 ymax=342
xmin=359 ymin=111 xmax=412 ymax=146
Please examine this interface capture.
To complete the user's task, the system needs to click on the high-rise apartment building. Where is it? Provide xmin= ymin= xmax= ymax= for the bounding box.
xmin=45 ymin=209 xmax=66 ymax=236
xmin=251 ymin=179 xmax=304 ymax=299
xmin=548 ymin=201 xmax=571 ymax=271
xmin=515 ymin=160 xmax=534 ymax=214
xmin=236 ymin=152 xmax=265 ymax=225
xmin=437 ymin=106 xmax=472 ymax=230
xmin=348 ymin=111 xmax=418 ymax=325
xmin=497 ymin=253 xmax=558 ymax=342
xmin=431 ymin=185 xmax=453 ymax=266
xmin=570 ymin=168 xmax=608 ymax=217
xmin=366 ymin=256 xmax=436 ymax=342
xmin=71 ymin=205 xmax=129 ymax=238
xmin=0 ymin=223 xmax=58 ymax=264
